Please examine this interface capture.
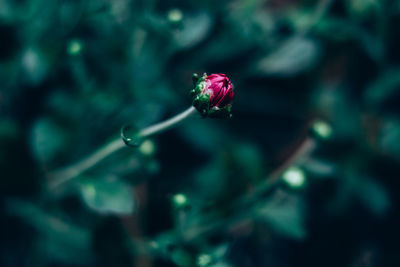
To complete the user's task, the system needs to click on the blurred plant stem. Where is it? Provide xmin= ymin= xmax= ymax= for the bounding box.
xmin=48 ymin=106 xmax=197 ymax=188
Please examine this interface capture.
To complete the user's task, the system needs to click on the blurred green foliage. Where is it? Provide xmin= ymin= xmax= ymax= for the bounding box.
xmin=1 ymin=0 xmax=400 ymax=266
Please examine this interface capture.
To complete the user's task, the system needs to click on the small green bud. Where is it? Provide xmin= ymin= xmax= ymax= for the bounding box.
xmin=311 ymin=120 xmax=333 ymax=140
xmin=67 ymin=39 xmax=82 ymax=55
xmin=282 ymin=167 xmax=306 ymax=189
xmin=167 ymin=8 xmax=183 ymax=24
xmin=172 ymin=193 xmax=188 ymax=208
xmin=197 ymin=254 xmax=212 ymax=267
xmin=139 ymin=140 xmax=156 ymax=156
xmin=192 ymin=73 xmax=199 ymax=85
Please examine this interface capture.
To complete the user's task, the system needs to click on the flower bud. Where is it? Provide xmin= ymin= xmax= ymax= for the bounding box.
xmin=191 ymin=73 xmax=234 ymax=118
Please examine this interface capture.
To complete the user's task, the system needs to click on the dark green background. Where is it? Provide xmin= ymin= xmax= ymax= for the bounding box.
xmin=1 ymin=0 xmax=400 ymax=266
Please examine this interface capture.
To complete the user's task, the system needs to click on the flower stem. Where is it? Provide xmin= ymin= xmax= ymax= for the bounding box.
xmin=49 ymin=106 xmax=197 ymax=188
xmin=139 ymin=106 xmax=196 ymax=137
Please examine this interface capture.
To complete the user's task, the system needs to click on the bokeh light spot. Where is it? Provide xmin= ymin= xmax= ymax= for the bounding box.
xmin=312 ymin=120 xmax=332 ymax=140
xmin=172 ymin=193 xmax=187 ymax=207
xmin=168 ymin=9 xmax=183 ymax=23
xmin=283 ymin=167 xmax=306 ymax=188
xmin=67 ymin=39 xmax=82 ymax=55
xmin=197 ymin=254 xmax=212 ymax=267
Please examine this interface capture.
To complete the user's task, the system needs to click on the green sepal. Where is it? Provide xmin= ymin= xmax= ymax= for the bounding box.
xmin=193 ymin=73 xmax=207 ymax=95
xmin=191 ymin=73 xmax=210 ymax=116
xmin=193 ymin=93 xmax=211 ymax=117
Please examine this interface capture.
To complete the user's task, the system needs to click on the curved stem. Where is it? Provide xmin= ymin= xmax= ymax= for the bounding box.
xmin=139 ymin=106 xmax=196 ymax=137
xmin=49 ymin=106 xmax=197 ymax=188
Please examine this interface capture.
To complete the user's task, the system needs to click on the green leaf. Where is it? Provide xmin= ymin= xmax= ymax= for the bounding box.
xmin=314 ymin=18 xmax=384 ymax=62
xmin=6 ymin=200 xmax=93 ymax=264
xmin=377 ymin=118 xmax=400 ymax=160
xmin=173 ymin=12 xmax=213 ymax=49
xmin=21 ymin=47 xmax=50 ymax=85
xmin=345 ymin=0 xmax=381 ymax=19
xmin=30 ymin=117 xmax=68 ymax=164
xmin=364 ymin=68 xmax=400 ymax=107
xmin=255 ymin=37 xmax=320 ymax=76
xmin=77 ymin=176 xmax=136 ymax=215
xmin=257 ymin=195 xmax=306 ymax=240
xmin=357 ymin=178 xmax=390 ymax=216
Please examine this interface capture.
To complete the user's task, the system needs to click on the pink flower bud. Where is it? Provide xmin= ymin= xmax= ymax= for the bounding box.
xmin=191 ymin=73 xmax=234 ymax=118
xmin=205 ymin=74 xmax=234 ymax=108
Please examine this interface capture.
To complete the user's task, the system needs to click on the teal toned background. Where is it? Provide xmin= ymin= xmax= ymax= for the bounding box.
xmin=1 ymin=0 xmax=400 ymax=266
